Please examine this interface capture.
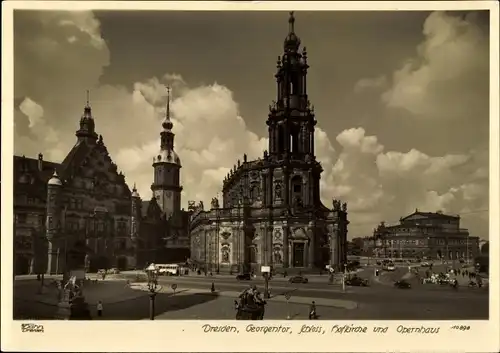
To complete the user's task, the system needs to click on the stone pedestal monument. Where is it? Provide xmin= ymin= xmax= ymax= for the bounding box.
xmin=56 ymin=241 xmax=92 ymax=320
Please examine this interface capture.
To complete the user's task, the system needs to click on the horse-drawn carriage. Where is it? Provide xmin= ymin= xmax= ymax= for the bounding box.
xmin=234 ymin=290 xmax=267 ymax=320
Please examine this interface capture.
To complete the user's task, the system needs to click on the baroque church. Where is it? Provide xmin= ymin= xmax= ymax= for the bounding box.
xmin=189 ymin=12 xmax=349 ymax=275
xmin=13 ymin=90 xmax=189 ymax=275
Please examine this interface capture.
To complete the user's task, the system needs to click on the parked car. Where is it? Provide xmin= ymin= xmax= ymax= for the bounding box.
xmin=108 ymin=268 xmax=120 ymax=274
xmin=289 ymin=275 xmax=309 ymax=284
xmin=420 ymin=262 xmax=430 ymax=267
xmin=394 ymin=280 xmax=412 ymax=289
xmin=236 ymin=273 xmax=252 ymax=281
xmin=345 ymin=276 xmax=369 ymax=287
xmin=383 ymin=263 xmax=396 ymax=271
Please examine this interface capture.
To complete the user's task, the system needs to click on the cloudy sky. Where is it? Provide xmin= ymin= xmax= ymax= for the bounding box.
xmin=13 ymin=8 xmax=490 ymax=239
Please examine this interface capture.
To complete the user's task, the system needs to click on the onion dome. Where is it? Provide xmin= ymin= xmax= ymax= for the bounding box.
xmin=131 ymin=183 xmax=141 ymax=198
xmin=48 ymin=170 xmax=62 ymax=186
xmin=154 ymin=150 xmax=182 ymax=166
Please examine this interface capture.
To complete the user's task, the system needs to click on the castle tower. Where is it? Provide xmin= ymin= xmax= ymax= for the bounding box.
xmin=131 ymin=183 xmax=141 ymax=239
xmin=46 ymin=170 xmax=63 ymax=275
xmin=151 ymin=87 xmax=183 ymax=219
xmin=76 ymin=91 xmax=98 ymax=144
xmin=267 ymin=11 xmax=316 ymax=161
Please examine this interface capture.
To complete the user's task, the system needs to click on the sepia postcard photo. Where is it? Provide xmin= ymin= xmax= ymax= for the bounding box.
xmin=1 ymin=1 xmax=499 ymax=352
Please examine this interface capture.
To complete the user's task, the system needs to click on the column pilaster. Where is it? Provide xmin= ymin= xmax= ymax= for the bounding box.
xmin=308 ymin=221 xmax=315 ymax=268
xmin=283 ymin=221 xmax=289 ymax=268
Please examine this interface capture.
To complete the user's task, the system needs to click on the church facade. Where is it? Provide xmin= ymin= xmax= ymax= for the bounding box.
xmin=189 ymin=13 xmax=348 ymax=275
xmin=13 ymin=90 xmax=189 ymax=275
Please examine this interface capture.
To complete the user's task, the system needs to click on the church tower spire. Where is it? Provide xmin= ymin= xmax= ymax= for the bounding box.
xmin=160 ymin=86 xmax=175 ymax=151
xmin=76 ymin=90 xmax=98 ymax=144
xmin=267 ymin=12 xmax=316 ymax=160
xmin=151 ymin=86 xmax=183 ymax=219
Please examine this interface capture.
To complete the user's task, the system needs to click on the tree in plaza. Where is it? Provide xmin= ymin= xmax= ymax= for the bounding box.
xmin=349 ymin=237 xmax=364 ymax=256
xmin=480 ymin=241 xmax=489 ymax=255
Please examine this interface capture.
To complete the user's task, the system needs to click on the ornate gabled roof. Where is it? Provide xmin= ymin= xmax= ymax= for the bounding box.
xmin=59 ymin=141 xmax=92 ymax=180
xmin=141 ymin=200 xmax=150 ymax=218
xmin=144 ymin=197 xmax=162 ymax=220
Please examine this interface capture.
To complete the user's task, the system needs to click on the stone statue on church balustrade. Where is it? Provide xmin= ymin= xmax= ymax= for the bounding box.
xmin=342 ymin=202 xmax=347 ymax=212
xmin=332 ymin=199 xmax=341 ymax=211
xmin=211 ymin=197 xmax=219 ymax=209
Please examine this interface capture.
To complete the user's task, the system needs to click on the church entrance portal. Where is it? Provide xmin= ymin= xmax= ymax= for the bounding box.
xmin=292 ymin=243 xmax=305 ymax=267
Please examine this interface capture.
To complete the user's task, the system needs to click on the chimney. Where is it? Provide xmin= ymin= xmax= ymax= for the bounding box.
xmin=38 ymin=153 xmax=43 ymax=171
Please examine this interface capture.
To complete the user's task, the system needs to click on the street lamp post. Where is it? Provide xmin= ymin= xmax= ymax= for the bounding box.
xmin=342 ymin=263 xmax=346 ymax=292
xmin=237 ymin=201 xmax=242 ymax=273
xmin=216 ymin=194 xmax=220 ymax=274
xmin=263 ymin=271 xmax=270 ymax=299
xmin=147 ymin=269 xmax=159 ymax=320
xmin=204 ymin=228 xmax=208 ymax=276
xmin=466 ymin=236 xmax=469 ymax=264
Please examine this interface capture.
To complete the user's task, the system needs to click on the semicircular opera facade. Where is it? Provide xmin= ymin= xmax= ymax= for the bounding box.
xmin=189 ymin=12 xmax=349 ymax=275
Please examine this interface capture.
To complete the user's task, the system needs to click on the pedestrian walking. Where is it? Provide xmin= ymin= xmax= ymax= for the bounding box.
xmin=97 ymin=301 xmax=103 ymax=318
xmin=309 ymin=301 xmax=317 ymax=320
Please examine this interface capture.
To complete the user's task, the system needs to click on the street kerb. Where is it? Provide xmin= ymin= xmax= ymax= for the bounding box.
xmin=133 ymin=286 xmax=359 ymax=310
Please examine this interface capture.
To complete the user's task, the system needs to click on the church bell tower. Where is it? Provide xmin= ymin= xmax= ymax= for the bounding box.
xmin=151 ymin=87 xmax=183 ymax=219
xmin=267 ymin=11 xmax=317 ymax=162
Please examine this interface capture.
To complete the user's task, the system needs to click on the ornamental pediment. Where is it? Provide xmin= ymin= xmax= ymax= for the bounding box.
xmin=291 ymin=227 xmax=309 ymax=240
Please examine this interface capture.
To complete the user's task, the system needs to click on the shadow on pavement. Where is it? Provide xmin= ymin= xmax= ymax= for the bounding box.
xmin=14 ymin=280 xmax=220 ymax=320
xmin=99 ymin=292 xmax=220 ymax=320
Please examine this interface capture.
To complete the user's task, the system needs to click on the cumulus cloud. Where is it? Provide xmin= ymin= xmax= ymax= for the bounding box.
xmin=326 ymin=127 xmax=488 ymax=238
xmin=381 ymin=11 xmax=489 ymax=120
xmin=114 ymin=80 xmax=269 ymax=204
xmin=13 ymin=10 xmax=489 ymax=240
xmin=347 ymin=11 xmax=489 ymax=238
xmin=354 ymin=75 xmax=388 ymax=93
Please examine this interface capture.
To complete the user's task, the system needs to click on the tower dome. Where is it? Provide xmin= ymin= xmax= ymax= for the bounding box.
xmin=162 ymin=116 xmax=173 ymax=131
xmin=153 ymin=150 xmax=182 ymax=166
xmin=48 ymin=170 xmax=62 ymax=186
xmin=131 ymin=183 xmax=141 ymax=198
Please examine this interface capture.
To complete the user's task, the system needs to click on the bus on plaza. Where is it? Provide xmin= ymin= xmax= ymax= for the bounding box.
xmin=155 ymin=264 xmax=180 ymax=276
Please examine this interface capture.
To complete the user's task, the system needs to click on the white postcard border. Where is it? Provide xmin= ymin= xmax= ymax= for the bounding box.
xmin=1 ymin=1 xmax=499 ymax=352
